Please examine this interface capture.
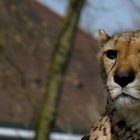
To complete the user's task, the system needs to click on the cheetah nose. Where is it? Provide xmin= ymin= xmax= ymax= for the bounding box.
xmin=114 ymin=71 xmax=135 ymax=88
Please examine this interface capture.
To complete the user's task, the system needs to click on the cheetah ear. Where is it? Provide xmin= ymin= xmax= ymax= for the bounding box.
xmin=95 ymin=29 xmax=111 ymax=45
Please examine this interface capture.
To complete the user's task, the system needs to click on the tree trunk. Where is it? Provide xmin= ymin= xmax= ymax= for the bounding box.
xmin=35 ymin=0 xmax=86 ymax=140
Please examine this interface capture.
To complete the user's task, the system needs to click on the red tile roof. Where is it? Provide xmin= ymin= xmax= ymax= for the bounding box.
xmin=0 ymin=0 xmax=105 ymax=133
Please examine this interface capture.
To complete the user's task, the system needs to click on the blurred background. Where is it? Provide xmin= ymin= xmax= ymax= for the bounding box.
xmin=0 ymin=0 xmax=140 ymax=140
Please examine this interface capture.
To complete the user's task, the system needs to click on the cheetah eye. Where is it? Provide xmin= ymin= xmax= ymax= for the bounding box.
xmin=105 ymin=50 xmax=117 ymax=59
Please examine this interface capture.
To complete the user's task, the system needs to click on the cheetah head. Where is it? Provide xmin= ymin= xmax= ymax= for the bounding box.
xmin=97 ymin=30 xmax=140 ymax=111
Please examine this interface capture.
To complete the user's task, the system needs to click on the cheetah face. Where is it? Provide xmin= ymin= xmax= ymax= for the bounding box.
xmin=97 ymin=30 xmax=140 ymax=110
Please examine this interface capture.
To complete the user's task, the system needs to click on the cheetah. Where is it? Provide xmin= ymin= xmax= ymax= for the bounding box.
xmin=82 ymin=30 xmax=140 ymax=140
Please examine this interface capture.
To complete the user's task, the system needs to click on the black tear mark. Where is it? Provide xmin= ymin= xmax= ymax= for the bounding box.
xmin=107 ymin=58 xmax=117 ymax=76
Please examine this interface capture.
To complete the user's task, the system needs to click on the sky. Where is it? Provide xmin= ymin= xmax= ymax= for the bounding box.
xmin=38 ymin=0 xmax=67 ymax=16
xmin=38 ymin=0 xmax=140 ymax=35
